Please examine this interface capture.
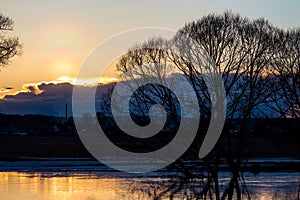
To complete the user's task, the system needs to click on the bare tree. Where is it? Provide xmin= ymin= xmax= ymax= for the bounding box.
xmin=0 ymin=13 xmax=22 ymax=68
xmin=169 ymin=12 xmax=279 ymax=199
xmin=269 ymin=28 xmax=300 ymax=118
xmin=265 ymin=28 xmax=300 ymax=160
xmin=113 ymin=12 xmax=293 ymax=199
xmin=116 ymin=38 xmax=180 ymax=123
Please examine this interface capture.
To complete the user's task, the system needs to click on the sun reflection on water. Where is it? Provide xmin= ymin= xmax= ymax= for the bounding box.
xmin=0 ymin=172 xmax=122 ymax=200
xmin=0 ymin=172 xmax=299 ymax=200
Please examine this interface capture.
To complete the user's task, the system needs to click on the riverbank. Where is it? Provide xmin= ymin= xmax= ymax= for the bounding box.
xmin=1 ymin=135 xmax=300 ymax=173
xmin=0 ymin=157 xmax=299 ymax=174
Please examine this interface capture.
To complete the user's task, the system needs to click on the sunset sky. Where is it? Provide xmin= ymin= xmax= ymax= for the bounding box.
xmin=1 ymin=0 xmax=300 ymax=98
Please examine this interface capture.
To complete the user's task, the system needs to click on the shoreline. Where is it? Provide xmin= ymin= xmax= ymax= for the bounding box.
xmin=0 ymin=157 xmax=299 ymax=173
xmin=1 ymin=135 xmax=300 ymax=174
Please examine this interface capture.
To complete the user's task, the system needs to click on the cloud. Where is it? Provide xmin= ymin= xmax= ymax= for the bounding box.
xmin=22 ymin=84 xmax=43 ymax=94
xmin=0 ymin=75 xmax=281 ymax=118
xmin=0 ymin=86 xmax=14 ymax=93
xmin=0 ymin=81 xmax=114 ymax=116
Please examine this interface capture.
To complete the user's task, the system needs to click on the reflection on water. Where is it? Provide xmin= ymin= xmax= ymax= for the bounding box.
xmin=0 ymin=172 xmax=299 ymax=200
xmin=0 ymin=172 xmax=124 ymax=200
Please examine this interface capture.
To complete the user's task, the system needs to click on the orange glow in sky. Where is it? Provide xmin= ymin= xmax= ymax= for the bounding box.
xmin=1 ymin=0 xmax=300 ymax=98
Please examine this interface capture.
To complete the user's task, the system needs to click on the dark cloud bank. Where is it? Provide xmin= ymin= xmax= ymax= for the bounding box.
xmin=0 ymin=82 xmax=113 ymax=116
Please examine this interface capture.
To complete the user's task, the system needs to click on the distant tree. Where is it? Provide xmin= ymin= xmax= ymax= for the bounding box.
xmin=0 ymin=13 xmax=22 ymax=68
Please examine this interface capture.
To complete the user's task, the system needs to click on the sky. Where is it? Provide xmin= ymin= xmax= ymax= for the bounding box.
xmin=0 ymin=0 xmax=300 ymax=114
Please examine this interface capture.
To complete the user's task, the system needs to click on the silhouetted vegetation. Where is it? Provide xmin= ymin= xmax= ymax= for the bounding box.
xmin=0 ymin=13 xmax=22 ymax=68
xmin=0 ymin=113 xmax=75 ymax=135
xmin=113 ymin=11 xmax=300 ymax=199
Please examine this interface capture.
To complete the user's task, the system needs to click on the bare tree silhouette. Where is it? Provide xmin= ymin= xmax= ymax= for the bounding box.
xmin=269 ymin=28 xmax=300 ymax=119
xmin=0 ymin=13 xmax=22 ymax=68
xmin=176 ymin=12 xmax=282 ymax=200
xmin=109 ymin=11 xmax=299 ymax=200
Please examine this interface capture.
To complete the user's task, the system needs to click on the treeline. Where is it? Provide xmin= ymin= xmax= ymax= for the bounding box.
xmin=0 ymin=113 xmax=75 ymax=135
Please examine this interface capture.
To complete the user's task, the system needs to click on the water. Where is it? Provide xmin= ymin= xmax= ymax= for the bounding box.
xmin=0 ymin=172 xmax=125 ymax=200
xmin=0 ymin=171 xmax=299 ymax=200
xmin=0 ymin=159 xmax=299 ymax=199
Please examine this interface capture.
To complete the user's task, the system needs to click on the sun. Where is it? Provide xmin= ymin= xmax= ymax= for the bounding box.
xmin=53 ymin=60 xmax=73 ymax=74
xmin=57 ymin=76 xmax=74 ymax=83
xmin=49 ymin=59 xmax=76 ymax=77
